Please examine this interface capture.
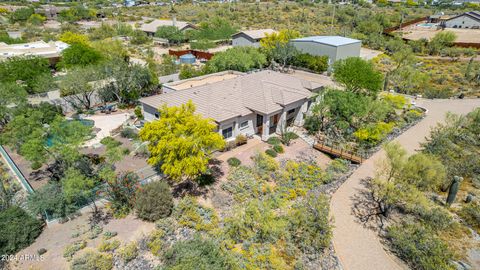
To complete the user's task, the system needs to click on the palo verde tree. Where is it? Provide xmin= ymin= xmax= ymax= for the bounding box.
xmin=260 ymin=29 xmax=301 ymax=51
xmin=0 ymin=56 xmax=54 ymax=94
xmin=139 ymin=101 xmax=225 ymax=183
xmin=59 ymin=43 xmax=103 ymax=68
xmin=99 ymin=60 xmax=156 ymax=105
xmin=333 ymin=57 xmax=384 ymax=97
xmin=370 ymin=142 xmax=446 ymax=219
xmin=59 ymin=65 xmax=104 ymax=111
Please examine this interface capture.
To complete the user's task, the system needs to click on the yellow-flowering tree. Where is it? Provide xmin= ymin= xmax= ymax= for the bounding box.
xmin=260 ymin=29 xmax=301 ymax=50
xmin=139 ymin=101 xmax=225 ymax=182
xmin=59 ymin=31 xmax=90 ymax=46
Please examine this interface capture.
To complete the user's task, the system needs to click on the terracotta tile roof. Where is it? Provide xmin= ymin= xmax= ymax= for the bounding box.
xmin=232 ymin=29 xmax=278 ymax=40
xmin=140 ymin=70 xmax=327 ymax=122
xmin=140 ymin=19 xmax=194 ymax=33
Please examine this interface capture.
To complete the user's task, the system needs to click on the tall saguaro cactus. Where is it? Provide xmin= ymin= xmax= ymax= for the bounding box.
xmin=446 ymin=176 xmax=463 ymax=206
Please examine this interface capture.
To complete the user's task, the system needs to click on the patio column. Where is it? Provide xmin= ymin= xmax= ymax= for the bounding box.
xmin=277 ymin=110 xmax=287 ymax=134
xmin=234 ymin=120 xmax=239 ymax=137
xmin=261 ymin=115 xmax=270 ymax=141
xmin=294 ymin=102 xmax=309 ymax=126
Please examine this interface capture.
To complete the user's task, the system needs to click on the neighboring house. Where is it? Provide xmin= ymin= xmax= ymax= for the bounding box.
xmin=35 ymin=5 xmax=69 ymax=20
xmin=140 ymin=70 xmax=330 ymax=141
xmin=443 ymin=11 xmax=480 ymax=29
xmin=428 ymin=14 xmax=453 ymax=24
xmin=0 ymin=40 xmax=69 ymax=64
xmin=140 ymin=19 xmax=197 ymax=36
xmin=290 ymin=36 xmax=361 ymax=66
xmin=231 ymin=29 xmax=278 ymax=47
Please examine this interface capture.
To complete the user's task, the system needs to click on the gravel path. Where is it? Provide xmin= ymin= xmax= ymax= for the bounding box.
xmin=331 ymin=98 xmax=480 ymax=270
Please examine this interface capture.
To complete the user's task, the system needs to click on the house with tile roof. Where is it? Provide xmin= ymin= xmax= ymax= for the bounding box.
xmin=232 ymin=29 xmax=278 ymax=48
xmin=140 ymin=70 xmax=332 ymax=141
xmin=290 ymin=36 xmax=361 ymax=66
xmin=139 ymin=19 xmax=197 ymax=36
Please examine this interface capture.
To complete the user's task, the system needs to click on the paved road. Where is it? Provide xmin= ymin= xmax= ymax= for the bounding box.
xmin=331 ymin=98 xmax=480 ymax=270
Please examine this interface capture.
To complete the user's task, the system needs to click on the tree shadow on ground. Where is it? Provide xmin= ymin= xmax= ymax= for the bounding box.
xmin=88 ymin=207 xmax=112 ymax=228
xmin=171 ymin=159 xmax=224 ymax=198
xmin=350 ymin=177 xmax=388 ymax=231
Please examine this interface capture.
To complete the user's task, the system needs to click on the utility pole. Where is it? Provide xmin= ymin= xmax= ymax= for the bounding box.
xmin=331 ymin=4 xmax=336 ymax=35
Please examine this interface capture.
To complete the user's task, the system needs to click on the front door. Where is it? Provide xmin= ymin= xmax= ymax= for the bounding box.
xmin=256 ymin=114 xmax=263 ymax=135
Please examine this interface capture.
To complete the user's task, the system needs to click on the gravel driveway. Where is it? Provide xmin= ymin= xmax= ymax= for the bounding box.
xmin=331 ymin=98 xmax=480 ymax=270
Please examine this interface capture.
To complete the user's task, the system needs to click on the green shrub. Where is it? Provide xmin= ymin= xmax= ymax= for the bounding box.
xmin=63 ymin=240 xmax=87 ymax=260
xmin=97 ymin=239 xmax=121 ymax=252
xmin=227 ymin=157 xmax=241 ymax=167
xmin=288 ymin=193 xmax=332 ymax=252
xmin=292 ymin=53 xmax=329 ymax=73
xmin=273 ymin=144 xmax=284 ymax=154
xmin=265 ymin=149 xmax=277 ymax=158
xmin=102 ymin=231 xmax=118 ymax=240
xmin=120 ymin=128 xmax=138 ymax=139
xmin=252 ymin=152 xmax=279 ymax=180
xmin=459 ymin=202 xmax=480 ymax=232
xmin=100 ymin=136 xmax=121 ymax=148
xmin=386 ymin=223 xmax=454 ymax=270
xmin=147 ymin=229 xmax=165 ymax=256
xmin=106 ymin=171 xmax=140 ymax=217
xmin=280 ymin=131 xmax=299 ymax=146
xmin=224 ymin=199 xmax=287 ymax=243
xmin=266 ymin=137 xmax=281 ymax=145
xmin=354 ymin=122 xmax=395 ymax=146
xmin=222 ymin=166 xmax=271 ymax=202
xmin=414 ymin=206 xmax=453 ymax=231
xmin=71 ymin=250 xmax=113 ymax=270
xmin=304 ymin=115 xmax=322 ymax=134
xmin=404 ymin=109 xmax=423 ymax=123
xmin=326 ymin=159 xmax=350 ymax=175
xmin=118 ymin=242 xmax=138 ymax=263
xmin=162 ymin=237 xmax=236 ymax=270
xmin=278 ymin=161 xmax=327 ymax=199
xmin=135 ymin=181 xmax=173 ymax=221
xmin=235 ymin=134 xmax=247 ymax=146
xmin=190 ymin=39 xmax=216 ymax=50
xmin=134 ymin=106 xmax=143 ymax=120
xmin=0 ymin=206 xmax=43 ymax=255
xmin=175 ymin=196 xmax=219 ymax=232
xmin=88 ymin=225 xmax=103 ymax=239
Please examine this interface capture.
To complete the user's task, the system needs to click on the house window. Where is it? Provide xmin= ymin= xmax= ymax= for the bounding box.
xmin=222 ymin=127 xmax=233 ymax=139
xmin=240 ymin=121 xmax=249 ymax=129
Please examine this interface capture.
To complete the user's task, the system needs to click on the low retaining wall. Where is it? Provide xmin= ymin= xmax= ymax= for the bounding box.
xmin=0 ymin=145 xmax=34 ymax=194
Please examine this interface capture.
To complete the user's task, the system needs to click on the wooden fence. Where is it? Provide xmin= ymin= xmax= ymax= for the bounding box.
xmin=383 ymin=16 xmax=428 ymax=34
xmin=383 ymin=16 xmax=480 ymax=48
xmin=168 ymin=49 xmax=215 ymax=60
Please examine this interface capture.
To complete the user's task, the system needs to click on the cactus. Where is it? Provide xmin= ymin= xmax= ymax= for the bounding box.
xmin=446 ymin=176 xmax=463 ymax=206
